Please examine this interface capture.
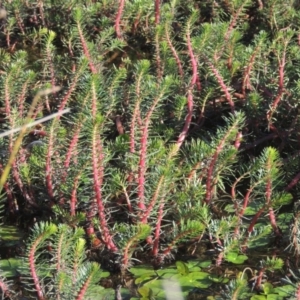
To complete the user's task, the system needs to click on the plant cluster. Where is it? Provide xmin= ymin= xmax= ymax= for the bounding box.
xmin=1 ymin=0 xmax=300 ymax=298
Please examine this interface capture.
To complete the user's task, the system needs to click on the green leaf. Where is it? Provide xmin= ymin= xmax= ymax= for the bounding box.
xmin=224 ymin=204 xmax=236 ymax=213
xmin=0 ymin=225 xmax=24 ymax=246
xmin=187 ymin=260 xmax=211 ymax=270
xmin=188 ymin=271 xmax=210 ymax=280
xmin=266 ymin=295 xmax=284 ymax=300
xmin=138 ymin=286 xmax=152 ymax=298
xmin=130 ymin=266 xmax=156 ymax=277
xmin=273 ymin=285 xmax=295 ymax=297
xmin=85 ymin=287 xmax=131 ymax=300
xmin=100 ymin=271 xmax=110 ymax=278
xmin=156 ymin=267 xmax=178 ymax=277
xmin=263 ymin=282 xmax=274 ymax=294
xmin=0 ymin=258 xmax=23 ymax=277
xmin=209 ymin=274 xmax=229 ymax=283
xmin=225 ymin=252 xmax=248 ymax=264
xmin=135 ymin=274 xmax=157 ymax=284
xmin=244 ymin=201 xmax=265 ymax=215
xmin=273 ymin=193 xmax=293 ymax=207
xmin=176 ymin=261 xmax=189 ymax=275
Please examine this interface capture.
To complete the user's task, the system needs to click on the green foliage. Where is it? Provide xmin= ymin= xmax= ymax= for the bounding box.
xmin=1 ymin=0 xmax=300 ymax=298
xmin=130 ymin=260 xmax=216 ymax=299
xmin=18 ymin=222 xmax=109 ymax=299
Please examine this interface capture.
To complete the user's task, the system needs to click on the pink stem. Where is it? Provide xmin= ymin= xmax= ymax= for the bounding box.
xmin=155 ymin=0 xmax=160 ymax=25
xmin=234 ymin=132 xmax=242 ymax=149
xmin=269 ymin=207 xmax=281 ymax=237
xmin=247 ymin=206 xmax=266 ymax=235
xmin=70 ymin=173 xmax=81 ymax=217
xmin=165 ymin=24 xmax=183 ymax=79
xmin=267 ymin=50 xmax=286 ymax=122
xmin=91 ymin=127 xmax=118 ymax=251
xmin=265 ymin=155 xmax=280 ymax=237
xmin=115 ymin=0 xmax=125 ymax=39
xmin=57 ymin=68 xmax=79 ymax=117
xmin=137 ymin=88 xmax=169 ymax=214
xmin=152 ymin=202 xmax=165 ymax=257
xmin=176 ymin=31 xmax=197 ymax=147
xmin=296 ymin=284 xmax=300 ymax=300
xmin=207 ymin=60 xmax=235 ymax=112
xmin=214 ymin=2 xmax=246 ymax=62
xmin=242 ymin=47 xmax=259 ymax=95
xmin=285 ymin=171 xmax=300 ymax=191
xmin=141 ymin=176 xmax=164 ymax=223
xmin=61 ymin=124 xmax=82 ymax=184
xmin=0 ymin=279 xmax=10 ymax=298
xmin=137 ymin=125 xmax=148 ymax=212
xmin=77 ymin=23 xmax=97 ymax=74
xmin=29 ymin=236 xmax=46 ymax=300
xmin=45 ymin=130 xmax=54 ymax=201
xmin=205 ymin=125 xmax=238 ymax=203
xmin=18 ymin=79 xmax=31 ymax=118
xmin=255 ymin=267 xmax=266 ymax=290
xmin=75 ymin=272 xmax=92 ymax=300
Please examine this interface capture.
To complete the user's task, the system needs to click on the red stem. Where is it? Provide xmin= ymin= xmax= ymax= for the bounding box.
xmin=239 ymin=188 xmax=253 ymax=217
xmin=242 ymin=46 xmax=260 ymax=96
xmin=255 ymin=267 xmax=266 ymax=290
xmin=91 ymin=127 xmax=117 ymax=251
xmin=205 ymin=124 xmax=238 ymax=204
xmin=61 ymin=124 xmax=82 ymax=184
xmin=0 ymin=279 xmax=10 ymax=298
xmin=234 ymin=132 xmax=242 ymax=149
xmin=15 ymin=10 xmax=25 ymax=34
xmin=267 ymin=49 xmax=286 ymax=122
xmin=45 ymin=129 xmax=54 ymax=201
xmin=155 ymin=30 xmax=162 ymax=80
xmin=155 ymin=0 xmax=160 ymax=25
xmin=5 ymin=75 xmax=35 ymax=205
xmin=285 ymin=171 xmax=300 ymax=191
xmin=247 ymin=206 xmax=266 ymax=234
xmin=265 ymin=154 xmax=280 ymax=237
xmin=176 ymin=30 xmax=197 ymax=147
xmin=214 ymin=2 xmax=246 ymax=62
xmin=165 ymin=23 xmax=184 ymax=80
xmin=70 ymin=173 xmax=81 ymax=217
xmin=141 ymin=176 xmax=164 ymax=223
xmin=29 ymin=236 xmax=46 ymax=300
xmin=57 ymin=67 xmax=79 ymax=117
xmin=152 ymin=201 xmax=165 ymax=257
xmin=207 ymin=60 xmax=235 ymax=112
xmin=269 ymin=207 xmax=281 ymax=236
xmin=137 ymin=85 xmax=169 ymax=214
xmin=77 ymin=23 xmax=97 ymax=74
xmin=296 ymin=283 xmax=300 ymax=300
xmin=115 ymin=0 xmax=125 ymax=39
xmin=75 ymin=272 xmax=92 ymax=300
xmin=137 ymin=127 xmax=149 ymax=212
xmin=18 ymin=79 xmax=31 ymax=118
